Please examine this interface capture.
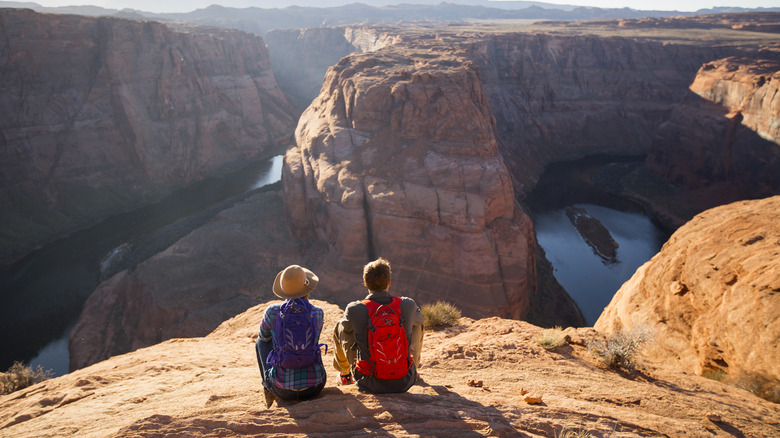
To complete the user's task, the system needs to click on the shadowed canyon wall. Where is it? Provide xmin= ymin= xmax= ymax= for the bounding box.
xmin=0 ymin=9 xmax=296 ymax=265
xmin=468 ymin=34 xmax=738 ymax=194
xmin=646 ymin=57 xmax=780 ymax=207
xmin=265 ymin=27 xmax=401 ymax=112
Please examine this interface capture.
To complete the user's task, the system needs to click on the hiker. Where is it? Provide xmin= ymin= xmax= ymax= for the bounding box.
xmin=332 ymin=257 xmax=424 ymax=393
xmin=255 ymin=265 xmax=327 ymax=407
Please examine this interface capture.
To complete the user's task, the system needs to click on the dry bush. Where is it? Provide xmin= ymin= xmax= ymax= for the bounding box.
xmin=554 ymin=427 xmax=592 ymax=438
xmin=537 ymin=326 xmax=567 ymax=351
xmin=421 ymin=301 xmax=462 ymax=329
xmin=0 ymin=361 xmax=53 ymax=395
xmin=733 ymin=373 xmax=780 ymax=404
xmin=588 ymin=326 xmax=653 ymax=369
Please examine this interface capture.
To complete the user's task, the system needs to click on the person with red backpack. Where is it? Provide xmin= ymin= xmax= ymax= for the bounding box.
xmin=332 ymin=258 xmax=424 ymax=393
xmin=255 ymin=265 xmax=327 ymax=408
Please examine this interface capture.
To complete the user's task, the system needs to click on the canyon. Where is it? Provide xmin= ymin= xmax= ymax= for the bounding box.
xmin=52 ymin=14 xmax=780 ymax=371
xmin=0 ymin=6 xmax=778 ymax=436
xmin=0 ymin=9 xmax=296 ymax=265
xmin=0 ymin=4 xmax=777 ymax=399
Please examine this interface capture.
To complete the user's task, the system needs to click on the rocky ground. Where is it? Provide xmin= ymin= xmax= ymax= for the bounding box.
xmin=2 ymin=299 xmax=779 ymax=437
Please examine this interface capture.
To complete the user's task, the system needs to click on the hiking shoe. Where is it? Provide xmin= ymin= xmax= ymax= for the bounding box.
xmin=263 ymin=387 xmax=276 ymax=408
xmin=339 ymin=374 xmax=355 ymax=385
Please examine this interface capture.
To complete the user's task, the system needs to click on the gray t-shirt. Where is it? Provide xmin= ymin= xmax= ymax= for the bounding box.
xmin=342 ymin=290 xmax=424 ymax=393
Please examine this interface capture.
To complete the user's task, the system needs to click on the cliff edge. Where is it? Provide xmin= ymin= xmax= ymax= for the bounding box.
xmin=4 ymin=299 xmax=780 ymax=437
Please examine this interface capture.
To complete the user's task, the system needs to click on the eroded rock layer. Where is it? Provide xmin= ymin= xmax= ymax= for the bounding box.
xmin=596 ymin=196 xmax=780 ymax=392
xmin=0 ymin=9 xmax=295 ymax=264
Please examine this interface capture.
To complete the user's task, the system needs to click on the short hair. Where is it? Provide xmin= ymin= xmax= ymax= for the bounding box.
xmin=363 ymin=258 xmax=392 ymax=292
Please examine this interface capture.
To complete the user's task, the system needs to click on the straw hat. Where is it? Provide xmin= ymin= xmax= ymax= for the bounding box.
xmin=272 ymin=265 xmax=319 ymax=299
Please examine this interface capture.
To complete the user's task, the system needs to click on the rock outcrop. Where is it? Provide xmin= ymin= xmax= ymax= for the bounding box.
xmin=0 ymin=9 xmax=295 ymax=265
xmin=285 ymin=44 xmax=536 ymax=321
xmin=596 ymin=196 xmax=780 ymax=399
xmin=4 ymin=300 xmax=780 ymax=437
xmin=646 ymin=57 xmax=780 ymax=206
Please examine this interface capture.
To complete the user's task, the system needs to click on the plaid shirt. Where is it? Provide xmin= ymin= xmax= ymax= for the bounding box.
xmin=260 ymin=302 xmax=327 ymax=391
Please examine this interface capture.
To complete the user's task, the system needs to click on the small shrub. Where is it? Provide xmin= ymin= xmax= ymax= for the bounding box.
xmin=732 ymin=372 xmax=780 ymax=404
xmin=421 ymin=301 xmax=462 ymax=329
xmin=589 ymin=326 xmax=652 ymax=369
xmin=537 ymin=326 xmax=567 ymax=351
xmin=0 ymin=362 xmax=53 ymax=395
xmin=702 ymin=368 xmax=727 ymax=382
xmin=554 ymin=427 xmax=592 ymax=438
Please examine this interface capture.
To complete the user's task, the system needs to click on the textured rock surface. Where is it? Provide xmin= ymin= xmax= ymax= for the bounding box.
xmin=285 ymin=45 xmax=536 ymax=321
xmin=0 ymin=9 xmax=295 ymax=264
xmin=646 ymin=57 xmax=780 ymax=201
xmin=596 ymin=196 xmax=780 ymax=391
xmin=4 ymin=300 xmax=780 ymax=437
xmin=68 ymin=189 xmax=312 ymax=370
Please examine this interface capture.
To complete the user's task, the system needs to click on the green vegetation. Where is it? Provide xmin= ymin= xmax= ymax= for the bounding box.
xmin=0 ymin=361 xmax=53 ymax=395
xmin=537 ymin=326 xmax=567 ymax=351
xmin=588 ymin=326 xmax=653 ymax=369
xmin=421 ymin=301 xmax=462 ymax=329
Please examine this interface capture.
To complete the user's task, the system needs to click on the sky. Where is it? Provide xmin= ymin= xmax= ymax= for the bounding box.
xmin=22 ymin=0 xmax=780 ymax=14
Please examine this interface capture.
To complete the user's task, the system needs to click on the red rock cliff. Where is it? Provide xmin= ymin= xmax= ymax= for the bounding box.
xmin=285 ymin=45 xmax=536 ymax=320
xmin=0 ymin=9 xmax=295 ymax=264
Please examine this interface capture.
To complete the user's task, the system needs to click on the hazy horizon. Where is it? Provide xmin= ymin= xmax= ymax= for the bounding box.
xmin=11 ymin=0 xmax=780 ymax=14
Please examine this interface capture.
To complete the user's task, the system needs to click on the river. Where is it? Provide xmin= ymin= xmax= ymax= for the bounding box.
xmin=0 ymin=154 xmax=284 ymax=376
xmin=525 ymin=156 xmax=671 ymax=326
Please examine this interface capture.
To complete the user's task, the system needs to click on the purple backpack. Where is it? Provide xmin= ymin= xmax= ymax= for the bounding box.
xmin=267 ymin=298 xmax=326 ymax=369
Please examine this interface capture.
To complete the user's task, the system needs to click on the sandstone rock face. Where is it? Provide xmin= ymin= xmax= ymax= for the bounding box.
xmin=265 ymin=26 xmax=401 ymax=111
xmin=285 ymin=46 xmax=536 ymax=320
xmin=646 ymin=57 xmax=780 ymax=201
xmin=467 ymin=34 xmax=736 ymax=194
xmin=68 ymin=190 xmax=310 ymax=370
xmin=4 ymin=300 xmax=780 ymax=437
xmin=0 ymin=9 xmax=295 ymax=264
xmin=596 ymin=196 xmax=780 ymax=388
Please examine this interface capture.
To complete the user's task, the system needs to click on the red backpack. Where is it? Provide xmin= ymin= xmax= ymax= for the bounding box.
xmin=356 ymin=296 xmax=412 ymax=380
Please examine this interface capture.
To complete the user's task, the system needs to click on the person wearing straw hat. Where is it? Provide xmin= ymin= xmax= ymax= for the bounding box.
xmin=255 ymin=265 xmax=327 ymax=407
